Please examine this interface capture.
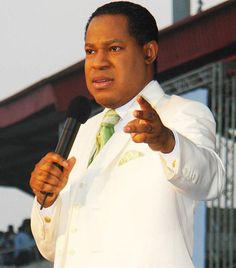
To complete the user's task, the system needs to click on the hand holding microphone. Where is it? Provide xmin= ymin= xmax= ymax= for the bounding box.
xmin=29 ymin=96 xmax=91 ymax=209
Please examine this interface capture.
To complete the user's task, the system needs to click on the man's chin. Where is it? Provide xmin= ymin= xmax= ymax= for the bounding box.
xmin=94 ymin=96 xmax=119 ymax=109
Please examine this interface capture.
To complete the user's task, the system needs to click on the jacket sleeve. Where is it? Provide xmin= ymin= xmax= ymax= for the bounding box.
xmin=31 ymin=187 xmax=72 ymax=262
xmin=31 ymin=197 xmax=62 ymax=261
xmin=160 ymin=98 xmax=225 ymax=201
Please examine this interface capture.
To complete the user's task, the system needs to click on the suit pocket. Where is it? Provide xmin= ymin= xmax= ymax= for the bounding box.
xmin=112 ymin=153 xmax=152 ymax=179
xmin=118 ymin=150 xmax=144 ymax=166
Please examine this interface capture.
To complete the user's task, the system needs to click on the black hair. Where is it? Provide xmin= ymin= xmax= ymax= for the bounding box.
xmin=85 ymin=1 xmax=159 ymax=79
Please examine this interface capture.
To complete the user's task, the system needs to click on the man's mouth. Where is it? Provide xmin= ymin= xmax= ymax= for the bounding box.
xmin=92 ymin=77 xmax=114 ymax=88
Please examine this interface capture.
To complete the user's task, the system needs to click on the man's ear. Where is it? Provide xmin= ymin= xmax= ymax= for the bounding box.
xmin=143 ymin=41 xmax=158 ymax=65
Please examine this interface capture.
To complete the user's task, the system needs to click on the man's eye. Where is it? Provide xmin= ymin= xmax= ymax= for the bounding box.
xmin=110 ymin=46 xmax=122 ymax=52
xmin=85 ymin=49 xmax=95 ymax=55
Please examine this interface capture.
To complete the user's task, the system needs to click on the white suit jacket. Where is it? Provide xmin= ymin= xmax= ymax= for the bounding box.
xmin=31 ymin=81 xmax=225 ymax=268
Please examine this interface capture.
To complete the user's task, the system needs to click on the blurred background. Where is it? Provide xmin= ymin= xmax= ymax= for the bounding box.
xmin=0 ymin=0 xmax=235 ymax=267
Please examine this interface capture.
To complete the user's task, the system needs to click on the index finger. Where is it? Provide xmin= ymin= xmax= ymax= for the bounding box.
xmin=136 ymin=96 xmax=153 ymax=111
xmin=41 ymin=152 xmax=69 ymax=169
xmin=133 ymin=96 xmax=157 ymax=122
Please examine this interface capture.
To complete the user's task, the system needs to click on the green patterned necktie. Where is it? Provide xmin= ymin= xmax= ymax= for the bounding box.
xmin=89 ymin=109 xmax=120 ymax=164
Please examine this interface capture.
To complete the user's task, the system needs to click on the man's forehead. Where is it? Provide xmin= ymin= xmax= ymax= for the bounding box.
xmin=85 ymin=15 xmax=131 ymax=43
xmin=85 ymin=39 xmax=125 ymax=47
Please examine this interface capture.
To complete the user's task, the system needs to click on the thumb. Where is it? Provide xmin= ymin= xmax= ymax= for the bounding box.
xmin=67 ymin=156 xmax=76 ymax=171
xmin=63 ymin=157 xmax=76 ymax=177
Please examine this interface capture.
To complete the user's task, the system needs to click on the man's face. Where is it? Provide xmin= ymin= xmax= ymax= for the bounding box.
xmin=85 ymin=14 xmax=151 ymax=109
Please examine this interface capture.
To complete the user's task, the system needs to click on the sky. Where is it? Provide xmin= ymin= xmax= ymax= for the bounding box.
xmin=0 ymin=0 xmax=227 ymax=231
xmin=0 ymin=187 xmax=33 ymax=232
xmin=0 ymin=0 xmax=226 ymax=102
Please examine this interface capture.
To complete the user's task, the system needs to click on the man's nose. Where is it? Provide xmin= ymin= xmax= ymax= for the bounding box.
xmin=92 ymin=50 xmax=110 ymax=70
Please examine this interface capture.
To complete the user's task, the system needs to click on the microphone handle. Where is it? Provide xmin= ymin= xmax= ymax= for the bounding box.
xmin=55 ymin=118 xmax=80 ymax=158
xmin=40 ymin=118 xmax=80 ymax=210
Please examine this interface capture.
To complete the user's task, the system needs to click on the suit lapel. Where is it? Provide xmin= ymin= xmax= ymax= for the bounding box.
xmin=67 ymin=112 xmax=104 ymax=186
xmin=82 ymin=107 xmax=134 ymax=183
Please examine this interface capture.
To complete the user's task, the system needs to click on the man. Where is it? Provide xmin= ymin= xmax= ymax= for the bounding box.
xmin=14 ymin=225 xmax=34 ymax=266
xmin=30 ymin=2 xmax=225 ymax=267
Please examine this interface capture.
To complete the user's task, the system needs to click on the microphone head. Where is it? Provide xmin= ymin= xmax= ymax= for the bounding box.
xmin=66 ymin=96 xmax=92 ymax=123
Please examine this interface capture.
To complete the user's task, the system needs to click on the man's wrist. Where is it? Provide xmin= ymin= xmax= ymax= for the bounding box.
xmin=160 ymin=128 xmax=175 ymax=153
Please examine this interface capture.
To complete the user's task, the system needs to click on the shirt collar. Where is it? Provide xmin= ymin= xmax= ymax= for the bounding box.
xmin=115 ymin=80 xmax=157 ymax=119
xmin=103 ymin=80 xmax=162 ymax=120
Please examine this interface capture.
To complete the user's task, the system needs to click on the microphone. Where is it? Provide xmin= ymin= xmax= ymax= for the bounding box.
xmin=54 ymin=96 xmax=92 ymax=159
xmin=40 ymin=96 xmax=92 ymax=209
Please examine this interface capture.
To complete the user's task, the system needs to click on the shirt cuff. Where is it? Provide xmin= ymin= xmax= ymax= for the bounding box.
xmin=159 ymin=130 xmax=179 ymax=172
xmin=36 ymin=200 xmax=56 ymax=223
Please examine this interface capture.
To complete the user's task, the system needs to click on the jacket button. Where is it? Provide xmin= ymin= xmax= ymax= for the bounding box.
xmin=44 ymin=216 xmax=51 ymax=223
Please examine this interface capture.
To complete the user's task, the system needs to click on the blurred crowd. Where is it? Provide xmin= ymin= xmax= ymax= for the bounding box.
xmin=0 ymin=219 xmax=41 ymax=266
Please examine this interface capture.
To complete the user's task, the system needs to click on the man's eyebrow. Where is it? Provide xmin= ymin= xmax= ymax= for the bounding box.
xmin=104 ymin=39 xmax=125 ymax=45
xmin=85 ymin=39 xmax=125 ymax=47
